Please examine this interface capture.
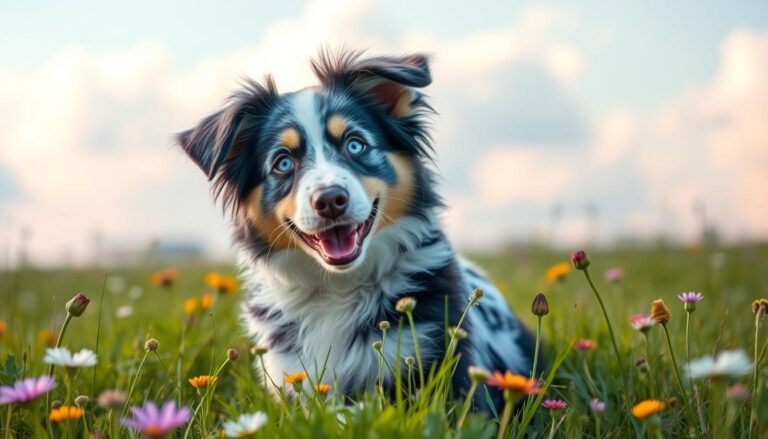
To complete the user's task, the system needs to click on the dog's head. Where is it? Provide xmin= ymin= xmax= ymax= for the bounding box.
xmin=177 ymin=50 xmax=440 ymax=272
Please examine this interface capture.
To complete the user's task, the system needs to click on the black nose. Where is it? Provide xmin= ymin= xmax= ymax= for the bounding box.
xmin=311 ymin=185 xmax=349 ymax=219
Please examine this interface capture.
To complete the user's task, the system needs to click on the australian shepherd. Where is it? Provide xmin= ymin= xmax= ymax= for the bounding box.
xmin=176 ymin=50 xmax=537 ymax=409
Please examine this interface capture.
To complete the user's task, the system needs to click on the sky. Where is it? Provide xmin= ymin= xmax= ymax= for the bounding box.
xmin=0 ymin=0 xmax=766 ymax=265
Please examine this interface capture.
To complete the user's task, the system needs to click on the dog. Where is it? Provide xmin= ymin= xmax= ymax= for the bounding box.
xmin=176 ymin=50 xmax=537 ymax=408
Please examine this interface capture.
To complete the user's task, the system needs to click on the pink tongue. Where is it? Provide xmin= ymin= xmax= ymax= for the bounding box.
xmin=318 ymin=225 xmax=358 ymax=259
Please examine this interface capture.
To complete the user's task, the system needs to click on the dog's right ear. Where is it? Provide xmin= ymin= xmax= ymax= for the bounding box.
xmin=175 ymin=77 xmax=277 ymax=180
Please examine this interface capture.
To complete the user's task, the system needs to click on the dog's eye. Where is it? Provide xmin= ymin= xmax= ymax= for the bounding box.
xmin=345 ymin=138 xmax=366 ymax=156
xmin=272 ymin=155 xmax=295 ymax=174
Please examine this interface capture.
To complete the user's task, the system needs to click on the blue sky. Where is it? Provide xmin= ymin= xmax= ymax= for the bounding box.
xmin=0 ymin=0 xmax=766 ymax=264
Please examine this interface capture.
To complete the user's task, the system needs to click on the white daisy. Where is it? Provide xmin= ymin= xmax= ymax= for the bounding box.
xmin=221 ymin=412 xmax=268 ymax=437
xmin=43 ymin=347 xmax=98 ymax=368
xmin=685 ymin=349 xmax=753 ymax=379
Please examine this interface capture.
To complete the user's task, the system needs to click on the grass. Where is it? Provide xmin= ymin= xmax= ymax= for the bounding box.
xmin=0 ymin=241 xmax=767 ymax=437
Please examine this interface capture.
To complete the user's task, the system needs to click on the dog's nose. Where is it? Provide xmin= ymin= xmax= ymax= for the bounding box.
xmin=311 ymin=185 xmax=349 ymax=219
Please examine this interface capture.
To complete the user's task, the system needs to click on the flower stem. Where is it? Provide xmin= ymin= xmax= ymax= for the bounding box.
xmin=3 ymin=405 xmax=12 ymax=439
xmin=530 ymin=316 xmax=542 ymax=380
xmin=685 ymin=311 xmax=693 ymax=390
xmin=749 ymin=312 xmax=760 ymax=438
xmin=661 ymin=323 xmax=700 ymax=436
xmin=406 ymin=311 xmax=425 ymax=388
xmin=644 ymin=335 xmax=657 ymax=398
xmin=48 ymin=314 xmax=73 ymax=376
xmin=595 ymin=415 xmax=601 ymax=439
xmin=456 ymin=381 xmax=479 ymax=430
xmin=497 ymin=390 xmax=514 ymax=439
xmin=120 ymin=351 xmax=149 ymax=424
xmin=184 ymin=357 xmax=230 ymax=439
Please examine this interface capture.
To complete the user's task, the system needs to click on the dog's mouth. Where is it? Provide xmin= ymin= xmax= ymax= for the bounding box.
xmin=289 ymin=199 xmax=379 ymax=266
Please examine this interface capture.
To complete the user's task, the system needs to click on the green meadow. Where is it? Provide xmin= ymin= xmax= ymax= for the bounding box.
xmin=1 ymin=242 xmax=767 ymax=438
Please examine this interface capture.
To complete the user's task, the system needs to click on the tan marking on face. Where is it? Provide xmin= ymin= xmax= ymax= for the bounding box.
xmin=361 ymin=153 xmax=415 ymax=231
xmin=243 ymin=186 xmax=297 ymax=250
xmin=326 ymin=115 xmax=348 ymax=139
xmin=279 ymin=127 xmax=301 ymax=149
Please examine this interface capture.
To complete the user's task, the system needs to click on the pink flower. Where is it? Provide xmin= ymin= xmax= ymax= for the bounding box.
xmin=121 ymin=401 xmax=191 ymax=437
xmin=574 ymin=339 xmax=596 ymax=351
xmin=0 ymin=376 xmax=56 ymax=405
xmin=590 ymin=399 xmax=606 ymax=412
xmin=726 ymin=384 xmax=751 ymax=402
xmin=542 ymin=399 xmax=567 ymax=410
xmin=678 ymin=292 xmax=704 ymax=312
xmin=604 ymin=267 xmax=624 ymax=283
xmin=629 ymin=313 xmax=655 ymax=333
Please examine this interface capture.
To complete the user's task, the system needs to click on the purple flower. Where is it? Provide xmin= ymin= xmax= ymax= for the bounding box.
xmin=121 ymin=401 xmax=191 ymax=437
xmin=590 ymin=399 xmax=606 ymax=413
xmin=0 ymin=376 xmax=56 ymax=405
xmin=678 ymin=292 xmax=703 ymax=312
xmin=604 ymin=267 xmax=624 ymax=283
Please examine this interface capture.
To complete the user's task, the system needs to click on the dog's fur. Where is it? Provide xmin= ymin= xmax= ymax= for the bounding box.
xmin=176 ymin=50 xmax=536 ymax=408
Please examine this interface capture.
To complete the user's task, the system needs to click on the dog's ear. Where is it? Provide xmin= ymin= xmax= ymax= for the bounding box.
xmin=176 ymin=77 xmax=277 ymax=180
xmin=312 ymin=50 xmax=432 ymax=117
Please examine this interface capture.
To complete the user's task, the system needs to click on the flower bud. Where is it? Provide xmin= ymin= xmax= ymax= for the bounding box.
xmin=571 ymin=250 xmax=590 ymax=270
xmin=635 ymin=358 xmax=649 ymax=372
xmin=51 ymin=400 xmax=62 ymax=410
xmin=251 ymin=345 xmax=269 ymax=356
xmin=726 ymin=384 xmax=751 ymax=402
xmin=468 ymin=366 xmax=490 ymax=383
xmin=74 ymin=395 xmax=89 ymax=407
xmin=66 ymin=293 xmax=91 ymax=317
xmin=752 ymin=299 xmax=768 ymax=319
xmin=470 ymin=288 xmax=484 ymax=303
xmin=405 ymin=356 xmax=416 ymax=367
xmin=378 ymin=321 xmax=390 ymax=331
xmin=651 ymin=300 xmax=671 ymax=324
xmin=227 ymin=348 xmax=239 ymax=362
xmin=531 ymin=293 xmax=549 ymax=316
xmin=144 ymin=338 xmax=159 ymax=352
xmin=395 ymin=297 xmax=416 ymax=313
xmin=371 ymin=341 xmax=383 ymax=351
xmin=448 ymin=327 xmax=468 ymax=340
xmin=96 ymin=389 xmax=127 ymax=408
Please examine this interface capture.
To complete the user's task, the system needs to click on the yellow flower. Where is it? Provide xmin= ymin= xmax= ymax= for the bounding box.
xmin=151 ymin=268 xmax=179 ymax=288
xmin=284 ymin=372 xmax=308 ymax=385
xmin=632 ymin=399 xmax=665 ymax=419
xmin=37 ymin=329 xmax=57 ymax=346
xmin=183 ymin=298 xmax=198 ymax=315
xmin=188 ymin=375 xmax=217 ymax=389
xmin=200 ymin=293 xmax=215 ymax=311
xmin=0 ymin=321 xmax=5 ymax=338
xmin=49 ymin=406 xmax=84 ymax=422
xmin=545 ymin=262 xmax=571 ymax=282
xmin=651 ymin=299 xmax=671 ymax=324
xmin=204 ymin=272 xmax=240 ymax=294
xmin=486 ymin=371 xmax=540 ymax=395
xmin=314 ymin=384 xmax=332 ymax=395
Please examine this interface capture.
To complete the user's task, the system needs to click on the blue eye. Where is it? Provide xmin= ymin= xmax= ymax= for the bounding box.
xmin=346 ymin=139 xmax=366 ymax=155
xmin=273 ymin=155 xmax=294 ymax=174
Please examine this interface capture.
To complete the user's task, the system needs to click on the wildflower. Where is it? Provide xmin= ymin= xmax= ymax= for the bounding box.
xmin=405 ymin=356 xmax=416 ymax=367
xmin=284 ymin=372 xmax=308 ymax=386
xmin=121 ymin=401 xmax=191 ymax=437
xmin=574 ymin=339 xmax=596 ymax=351
xmin=0 ymin=376 xmax=56 ymax=404
xmin=37 ymin=329 xmax=57 ymax=346
xmin=115 ymin=305 xmax=134 ymax=319
xmin=542 ymin=399 xmax=567 ymax=410
xmin=0 ymin=320 xmax=5 ymax=338
xmin=650 ymin=299 xmax=671 ymax=324
xmin=227 ymin=348 xmax=239 ymax=362
xmin=221 ymin=412 xmax=268 ymax=438
xmin=468 ymin=366 xmax=490 ymax=383
xmin=685 ymin=350 xmax=753 ymax=379
xmin=486 ymin=371 xmax=540 ymax=395
xmin=726 ymin=383 xmax=751 ymax=402
xmin=49 ymin=405 xmax=84 ymax=422
xmin=604 ymin=267 xmax=624 ymax=283
xmin=752 ymin=298 xmax=768 ymax=317
xmin=43 ymin=348 xmax=97 ymax=368
xmin=470 ymin=288 xmax=484 ymax=302
xmin=150 ymin=268 xmax=179 ymax=288
xmin=204 ymin=272 xmax=240 ymax=294
xmin=74 ymin=395 xmax=89 ymax=407
xmin=590 ymin=399 xmax=606 ymax=413
xmin=144 ymin=338 xmax=159 ymax=352
xmin=188 ymin=375 xmax=217 ymax=389
xmin=571 ymin=250 xmax=590 ymax=270
xmin=531 ymin=293 xmax=549 ymax=316
xmin=65 ymin=293 xmax=91 ymax=317
xmin=631 ymin=399 xmax=665 ymax=419
xmin=545 ymin=262 xmax=570 ymax=282
xmin=200 ymin=293 xmax=215 ymax=311
xmin=629 ymin=313 xmax=656 ymax=333
xmin=448 ymin=326 xmax=468 ymax=340
xmin=96 ymin=389 xmax=127 ymax=408
xmin=678 ymin=292 xmax=703 ymax=312
xmin=183 ymin=298 xmax=198 ymax=315
xmin=378 ymin=320 xmax=390 ymax=331
xmin=314 ymin=384 xmax=332 ymax=395
xmin=395 ymin=297 xmax=416 ymax=313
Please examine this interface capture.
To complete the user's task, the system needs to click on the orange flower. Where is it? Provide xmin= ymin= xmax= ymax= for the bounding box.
xmin=486 ymin=371 xmax=540 ymax=395
xmin=314 ymin=384 xmax=332 ymax=395
xmin=200 ymin=293 xmax=215 ymax=311
xmin=0 ymin=320 xmax=6 ymax=338
xmin=49 ymin=406 xmax=84 ymax=422
xmin=183 ymin=298 xmax=198 ymax=315
xmin=632 ymin=399 xmax=665 ymax=419
xmin=545 ymin=263 xmax=571 ymax=283
xmin=284 ymin=372 xmax=308 ymax=385
xmin=188 ymin=375 xmax=217 ymax=389
xmin=151 ymin=268 xmax=179 ymax=288
xmin=204 ymin=272 xmax=240 ymax=294
xmin=37 ymin=329 xmax=57 ymax=346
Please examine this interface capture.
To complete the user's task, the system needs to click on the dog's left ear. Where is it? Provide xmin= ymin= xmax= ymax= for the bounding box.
xmin=313 ymin=51 xmax=432 ymax=117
